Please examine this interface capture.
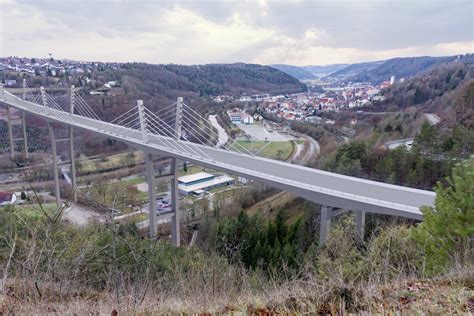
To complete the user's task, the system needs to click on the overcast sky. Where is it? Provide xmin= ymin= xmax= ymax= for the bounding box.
xmin=1 ymin=0 xmax=472 ymax=66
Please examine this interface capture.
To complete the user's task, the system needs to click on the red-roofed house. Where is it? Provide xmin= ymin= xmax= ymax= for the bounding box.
xmin=0 ymin=192 xmax=17 ymax=206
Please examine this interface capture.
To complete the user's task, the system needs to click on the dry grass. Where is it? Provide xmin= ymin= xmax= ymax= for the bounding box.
xmin=1 ymin=272 xmax=471 ymax=314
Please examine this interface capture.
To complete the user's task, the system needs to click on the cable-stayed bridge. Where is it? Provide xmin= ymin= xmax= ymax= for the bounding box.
xmin=0 ymin=82 xmax=435 ymax=246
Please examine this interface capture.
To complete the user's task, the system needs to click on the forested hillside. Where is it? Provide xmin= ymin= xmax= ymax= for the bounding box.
xmin=82 ymin=62 xmax=306 ymax=121
xmin=328 ymin=60 xmax=385 ymax=78
xmin=270 ymin=63 xmax=350 ymax=80
xmin=302 ymin=63 xmax=348 ymax=77
xmin=103 ymin=62 xmax=306 ymax=99
xmin=270 ymin=64 xmax=316 ymax=80
xmin=375 ymin=60 xmax=474 ymax=124
xmin=350 ymin=55 xmax=463 ymax=84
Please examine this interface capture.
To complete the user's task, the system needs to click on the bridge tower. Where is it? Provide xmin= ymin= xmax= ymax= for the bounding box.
xmin=137 ymin=99 xmax=158 ymax=239
xmin=21 ymin=79 xmax=29 ymax=159
xmin=40 ymin=86 xmax=60 ymax=206
xmin=171 ymin=97 xmax=183 ymax=247
xmin=137 ymin=98 xmax=183 ymax=246
xmin=69 ymin=85 xmax=77 ymax=202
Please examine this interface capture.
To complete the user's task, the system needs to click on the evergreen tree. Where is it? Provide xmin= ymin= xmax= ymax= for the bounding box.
xmin=414 ymin=158 xmax=474 ymax=274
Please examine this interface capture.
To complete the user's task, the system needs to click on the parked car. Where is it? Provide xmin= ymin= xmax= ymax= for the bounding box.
xmin=108 ymin=208 xmax=122 ymax=216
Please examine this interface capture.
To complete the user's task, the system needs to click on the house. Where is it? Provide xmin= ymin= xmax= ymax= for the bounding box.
xmin=306 ymin=116 xmax=322 ymax=124
xmin=4 ymin=79 xmax=17 ymax=86
xmin=227 ymin=108 xmax=254 ymax=125
xmin=0 ymin=192 xmax=17 ymax=206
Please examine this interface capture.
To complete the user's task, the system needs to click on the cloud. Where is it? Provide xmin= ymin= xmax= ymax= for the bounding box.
xmin=0 ymin=0 xmax=472 ymax=65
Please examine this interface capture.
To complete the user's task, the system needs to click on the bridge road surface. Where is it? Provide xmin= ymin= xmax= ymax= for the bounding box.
xmin=1 ymin=91 xmax=435 ymax=220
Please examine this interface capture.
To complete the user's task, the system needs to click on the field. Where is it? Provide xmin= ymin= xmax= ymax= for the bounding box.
xmin=77 ymin=150 xmax=144 ymax=173
xmin=6 ymin=203 xmax=60 ymax=220
xmin=236 ymin=140 xmax=295 ymax=160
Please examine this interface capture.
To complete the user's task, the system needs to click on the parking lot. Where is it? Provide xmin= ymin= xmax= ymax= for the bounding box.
xmin=238 ymin=124 xmax=294 ymax=141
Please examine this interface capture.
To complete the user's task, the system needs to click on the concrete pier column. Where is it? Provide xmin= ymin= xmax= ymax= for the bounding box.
xmin=68 ymin=127 xmax=77 ymax=202
xmin=171 ymin=97 xmax=183 ymax=247
xmin=171 ymin=157 xmax=180 ymax=246
xmin=355 ymin=210 xmax=366 ymax=241
xmin=48 ymin=122 xmax=61 ymax=206
xmin=6 ymin=105 xmax=14 ymax=160
xmin=319 ymin=205 xmax=332 ymax=247
xmin=145 ymin=153 xmax=158 ymax=238
xmin=21 ymin=112 xmax=28 ymax=159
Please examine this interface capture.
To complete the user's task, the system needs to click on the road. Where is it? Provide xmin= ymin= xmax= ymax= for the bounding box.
xmin=291 ymin=135 xmax=320 ymax=165
xmin=424 ymin=113 xmax=440 ymax=125
xmin=356 ymin=111 xmax=441 ymax=126
xmin=208 ymin=115 xmax=228 ymax=148
xmin=384 ymin=138 xmax=415 ymax=150
xmin=384 ymin=113 xmax=440 ymax=149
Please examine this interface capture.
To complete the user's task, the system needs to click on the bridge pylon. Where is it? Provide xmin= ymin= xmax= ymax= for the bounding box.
xmin=171 ymin=97 xmax=184 ymax=247
xmin=69 ymin=85 xmax=77 ymax=202
xmin=138 ymin=100 xmax=158 ymax=239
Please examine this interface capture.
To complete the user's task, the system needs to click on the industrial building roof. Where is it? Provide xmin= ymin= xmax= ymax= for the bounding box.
xmin=178 ymin=172 xmax=214 ymax=184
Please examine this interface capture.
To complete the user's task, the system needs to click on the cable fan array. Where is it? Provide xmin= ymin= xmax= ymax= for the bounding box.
xmin=22 ymin=83 xmax=101 ymax=122
xmin=102 ymin=101 xmax=255 ymax=159
xmin=20 ymin=83 xmax=254 ymax=160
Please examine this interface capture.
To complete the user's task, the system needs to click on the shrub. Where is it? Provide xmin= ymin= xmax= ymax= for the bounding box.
xmin=367 ymin=225 xmax=423 ymax=281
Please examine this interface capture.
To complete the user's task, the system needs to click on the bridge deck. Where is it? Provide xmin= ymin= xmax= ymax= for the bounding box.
xmin=1 ymin=91 xmax=435 ymax=220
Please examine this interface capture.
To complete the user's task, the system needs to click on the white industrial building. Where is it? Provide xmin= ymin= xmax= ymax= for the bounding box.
xmin=178 ymin=172 xmax=235 ymax=196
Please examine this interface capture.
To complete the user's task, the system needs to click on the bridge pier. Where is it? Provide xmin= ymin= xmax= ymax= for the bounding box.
xmin=171 ymin=157 xmax=180 ymax=246
xmin=355 ymin=210 xmax=366 ymax=240
xmin=145 ymin=153 xmax=158 ymax=238
xmin=319 ymin=205 xmax=332 ymax=247
xmin=5 ymin=106 xmax=29 ymax=160
xmin=47 ymin=122 xmax=61 ymax=206
xmin=318 ymin=207 xmax=367 ymax=246
xmin=6 ymin=105 xmax=14 ymax=160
